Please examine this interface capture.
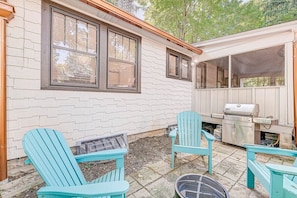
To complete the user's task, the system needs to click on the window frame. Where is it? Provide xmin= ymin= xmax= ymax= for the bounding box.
xmin=41 ymin=1 xmax=141 ymax=93
xmin=166 ymin=48 xmax=192 ymax=81
xmin=49 ymin=8 xmax=100 ymax=88
xmin=107 ymin=29 xmax=139 ymax=90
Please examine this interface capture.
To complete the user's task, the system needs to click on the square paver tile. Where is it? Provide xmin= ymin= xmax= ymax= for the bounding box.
xmin=206 ymin=173 xmax=236 ymax=192
xmin=126 ymin=175 xmax=142 ymax=196
xmin=146 ymin=177 xmax=175 ymax=198
xmin=229 ymin=183 xmax=253 ymax=198
xmin=214 ymin=161 xmax=231 ymax=175
xmin=130 ymin=166 xmax=161 ymax=186
xmin=146 ymin=160 xmax=172 ymax=175
xmin=131 ymin=188 xmax=152 ymax=198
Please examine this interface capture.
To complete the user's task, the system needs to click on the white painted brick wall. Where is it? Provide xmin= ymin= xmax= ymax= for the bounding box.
xmin=6 ymin=0 xmax=192 ymax=160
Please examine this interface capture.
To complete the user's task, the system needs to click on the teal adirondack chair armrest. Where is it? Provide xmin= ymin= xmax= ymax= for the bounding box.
xmin=201 ymin=129 xmax=215 ymax=141
xmin=266 ymin=163 xmax=297 ymax=176
xmin=75 ymin=148 xmax=128 ymax=168
xmin=243 ymin=144 xmax=297 ymax=157
xmin=37 ymin=181 xmax=129 ymax=197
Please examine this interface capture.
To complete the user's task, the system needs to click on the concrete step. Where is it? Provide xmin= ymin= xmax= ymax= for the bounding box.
xmin=0 ymin=172 xmax=43 ymax=198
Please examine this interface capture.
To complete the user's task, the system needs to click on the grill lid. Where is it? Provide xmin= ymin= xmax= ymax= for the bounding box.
xmin=224 ymin=104 xmax=259 ymax=117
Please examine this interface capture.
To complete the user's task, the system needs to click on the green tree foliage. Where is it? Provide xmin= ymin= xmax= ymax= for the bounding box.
xmin=137 ymin=0 xmax=198 ymax=42
xmin=137 ymin=0 xmax=297 ymax=42
xmin=262 ymin=0 xmax=297 ymax=26
xmin=106 ymin=0 xmax=144 ymax=17
xmin=138 ymin=0 xmax=201 ymax=42
xmin=194 ymin=0 xmax=263 ymax=42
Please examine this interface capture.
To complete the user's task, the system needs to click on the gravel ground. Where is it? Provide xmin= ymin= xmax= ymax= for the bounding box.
xmin=15 ymin=134 xmax=172 ymax=197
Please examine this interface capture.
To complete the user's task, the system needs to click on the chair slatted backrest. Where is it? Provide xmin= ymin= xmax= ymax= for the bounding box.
xmin=177 ymin=111 xmax=202 ymax=147
xmin=23 ymin=128 xmax=87 ymax=186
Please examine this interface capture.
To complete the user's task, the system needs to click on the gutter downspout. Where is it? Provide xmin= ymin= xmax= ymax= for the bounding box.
xmin=293 ymin=41 xmax=297 ymax=146
xmin=0 ymin=0 xmax=14 ymax=182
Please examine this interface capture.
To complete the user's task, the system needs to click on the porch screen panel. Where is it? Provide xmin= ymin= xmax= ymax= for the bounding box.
xmin=232 ymin=45 xmax=285 ymax=88
xmin=196 ymin=56 xmax=229 ymax=89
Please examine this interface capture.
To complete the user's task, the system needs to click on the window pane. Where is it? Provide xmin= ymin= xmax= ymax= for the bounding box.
xmin=87 ymin=24 xmax=97 ymax=54
xmin=77 ymin=20 xmax=88 ymax=52
xmin=52 ymin=48 xmax=97 ymax=85
xmin=109 ymin=32 xmax=116 ymax=58
xmin=232 ymin=45 xmax=285 ymax=87
xmin=181 ymin=59 xmax=189 ymax=79
xmin=51 ymin=10 xmax=98 ymax=87
xmin=65 ymin=16 xmax=76 ymax=49
xmin=123 ymin=37 xmax=130 ymax=61
xmin=129 ymin=39 xmax=136 ymax=62
xmin=169 ymin=54 xmax=178 ymax=76
xmin=76 ymin=54 xmax=97 ymax=84
xmin=196 ymin=63 xmax=206 ymax=88
xmin=115 ymin=34 xmax=123 ymax=60
xmin=197 ymin=57 xmax=229 ymax=89
xmin=52 ymin=12 xmax=65 ymax=47
xmin=108 ymin=60 xmax=135 ymax=88
xmin=52 ymin=48 xmax=73 ymax=83
xmin=108 ymin=31 xmax=137 ymax=89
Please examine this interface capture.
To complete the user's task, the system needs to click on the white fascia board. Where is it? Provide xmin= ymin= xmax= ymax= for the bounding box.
xmin=198 ymin=31 xmax=294 ymax=62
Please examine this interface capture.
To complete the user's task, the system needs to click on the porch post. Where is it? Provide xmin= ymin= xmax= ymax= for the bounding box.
xmin=294 ymin=41 xmax=297 ymax=146
xmin=0 ymin=0 xmax=14 ymax=182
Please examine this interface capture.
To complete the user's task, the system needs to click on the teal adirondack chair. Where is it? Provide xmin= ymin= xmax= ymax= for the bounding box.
xmin=22 ymin=128 xmax=129 ymax=198
xmin=244 ymin=144 xmax=297 ymax=198
xmin=169 ymin=111 xmax=215 ymax=174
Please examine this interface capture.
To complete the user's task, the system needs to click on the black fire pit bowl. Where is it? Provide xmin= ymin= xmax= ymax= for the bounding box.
xmin=175 ymin=174 xmax=230 ymax=198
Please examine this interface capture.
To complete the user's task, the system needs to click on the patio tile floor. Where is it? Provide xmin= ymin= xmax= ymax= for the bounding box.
xmin=126 ymin=140 xmax=294 ymax=198
xmin=1 ymin=139 xmax=295 ymax=198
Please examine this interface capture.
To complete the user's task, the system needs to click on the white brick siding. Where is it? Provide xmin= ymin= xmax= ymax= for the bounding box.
xmin=6 ymin=0 xmax=193 ymax=159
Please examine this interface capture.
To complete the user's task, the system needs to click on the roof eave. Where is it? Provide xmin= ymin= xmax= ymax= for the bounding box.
xmin=0 ymin=1 xmax=15 ymax=22
xmin=80 ymin=0 xmax=203 ymax=55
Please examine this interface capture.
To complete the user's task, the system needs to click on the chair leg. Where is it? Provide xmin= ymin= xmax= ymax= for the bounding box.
xmin=171 ymin=151 xmax=176 ymax=168
xmin=208 ymin=154 xmax=213 ymax=174
xmin=208 ymin=142 xmax=213 ymax=174
xmin=247 ymin=168 xmax=255 ymax=189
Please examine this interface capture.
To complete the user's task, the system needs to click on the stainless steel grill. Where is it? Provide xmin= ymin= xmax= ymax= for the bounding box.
xmin=224 ymin=103 xmax=259 ymax=117
xmin=222 ymin=104 xmax=260 ymax=147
